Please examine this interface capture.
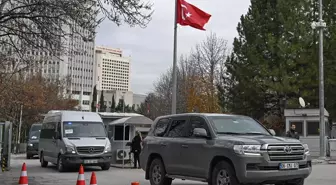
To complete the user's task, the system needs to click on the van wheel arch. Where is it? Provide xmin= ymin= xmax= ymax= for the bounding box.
xmin=208 ymin=156 xmax=236 ymax=184
xmin=146 ymin=153 xmax=166 ymax=180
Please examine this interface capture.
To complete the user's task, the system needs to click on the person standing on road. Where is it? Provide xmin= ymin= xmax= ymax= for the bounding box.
xmin=131 ymin=130 xmax=142 ymax=169
xmin=286 ymin=124 xmax=300 ymax=139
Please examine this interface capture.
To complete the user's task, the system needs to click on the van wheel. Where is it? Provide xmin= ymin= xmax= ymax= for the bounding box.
xmin=211 ymin=161 xmax=239 ymax=185
xmin=149 ymin=158 xmax=172 ymax=185
xmin=40 ymin=153 xmax=48 ymax=168
xmin=57 ymin=155 xmax=66 ymax=172
xmin=101 ymin=163 xmax=110 ymax=171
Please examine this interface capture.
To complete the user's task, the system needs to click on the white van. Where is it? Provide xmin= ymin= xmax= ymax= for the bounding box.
xmin=38 ymin=110 xmax=112 ymax=172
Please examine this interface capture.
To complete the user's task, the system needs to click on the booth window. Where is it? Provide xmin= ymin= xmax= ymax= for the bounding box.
xmin=114 ymin=125 xmax=130 ymax=141
xmin=289 ymin=122 xmax=303 ymax=135
xmin=307 ymin=121 xmax=319 ymax=136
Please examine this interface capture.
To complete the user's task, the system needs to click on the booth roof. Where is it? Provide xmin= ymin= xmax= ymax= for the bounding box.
xmin=108 ymin=116 xmax=153 ymax=126
xmin=98 ymin=112 xmax=142 ymax=118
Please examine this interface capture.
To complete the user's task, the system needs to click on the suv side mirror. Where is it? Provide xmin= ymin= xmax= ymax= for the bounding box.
xmin=193 ymin=128 xmax=208 ymax=138
xmin=269 ymin=129 xmax=276 ymax=136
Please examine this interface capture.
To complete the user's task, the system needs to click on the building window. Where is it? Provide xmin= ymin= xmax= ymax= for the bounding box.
xmin=289 ymin=122 xmax=303 ymax=135
xmin=307 ymin=121 xmax=319 ymax=136
xmin=114 ymin=125 xmax=130 ymax=141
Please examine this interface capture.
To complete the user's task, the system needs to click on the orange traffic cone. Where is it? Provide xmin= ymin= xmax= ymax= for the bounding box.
xmin=18 ymin=163 xmax=28 ymax=185
xmin=76 ymin=165 xmax=85 ymax=185
xmin=90 ymin=172 xmax=97 ymax=185
xmin=131 ymin=182 xmax=140 ymax=185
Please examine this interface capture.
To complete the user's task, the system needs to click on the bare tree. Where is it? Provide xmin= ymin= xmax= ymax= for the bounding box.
xmin=0 ymin=0 xmax=153 ymax=75
xmin=190 ymin=32 xmax=228 ymax=112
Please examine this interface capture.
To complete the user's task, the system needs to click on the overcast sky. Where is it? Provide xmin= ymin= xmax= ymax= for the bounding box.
xmin=95 ymin=0 xmax=251 ymax=95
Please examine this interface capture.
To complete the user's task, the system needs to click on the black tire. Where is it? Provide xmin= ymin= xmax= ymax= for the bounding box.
xmin=57 ymin=155 xmax=66 ymax=172
xmin=40 ymin=153 xmax=48 ymax=168
xmin=211 ymin=161 xmax=239 ymax=185
xmin=148 ymin=158 xmax=172 ymax=185
xmin=101 ymin=163 xmax=111 ymax=171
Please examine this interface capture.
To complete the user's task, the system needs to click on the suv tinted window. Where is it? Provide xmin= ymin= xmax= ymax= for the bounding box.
xmin=154 ymin=118 xmax=170 ymax=137
xmin=167 ymin=119 xmax=190 ymax=138
xmin=190 ymin=116 xmax=210 ymax=137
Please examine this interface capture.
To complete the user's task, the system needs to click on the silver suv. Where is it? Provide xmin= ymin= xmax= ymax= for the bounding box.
xmin=140 ymin=113 xmax=312 ymax=185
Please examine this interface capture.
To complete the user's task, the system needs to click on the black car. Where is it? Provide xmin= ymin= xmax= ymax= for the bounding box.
xmin=26 ymin=123 xmax=42 ymax=159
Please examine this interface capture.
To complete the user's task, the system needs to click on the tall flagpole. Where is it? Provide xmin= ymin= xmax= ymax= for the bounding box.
xmin=171 ymin=0 xmax=178 ymax=114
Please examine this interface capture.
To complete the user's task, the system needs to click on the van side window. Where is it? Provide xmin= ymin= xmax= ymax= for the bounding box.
xmin=40 ymin=122 xmax=56 ymax=139
xmin=154 ymin=118 xmax=170 ymax=137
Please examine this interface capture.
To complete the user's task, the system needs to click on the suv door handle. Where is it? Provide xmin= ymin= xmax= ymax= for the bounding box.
xmin=181 ymin=144 xmax=188 ymax=148
xmin=160 ymin=143 xmax=167 ymax=147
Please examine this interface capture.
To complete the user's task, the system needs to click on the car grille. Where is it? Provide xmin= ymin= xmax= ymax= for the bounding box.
xmin=267 ymin=144 xmax=304 ymax=161
xmin=76 ymin=146 xmax=105 ymax=154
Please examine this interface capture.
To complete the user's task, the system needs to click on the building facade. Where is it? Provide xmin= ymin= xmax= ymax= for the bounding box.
xmin=94 ymin=46 xmax=133 ymax=112
xmin=94 ymin=46 xmax=131 ymax=92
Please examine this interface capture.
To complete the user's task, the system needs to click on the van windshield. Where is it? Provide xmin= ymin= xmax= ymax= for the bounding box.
xmin=63 ymin=122 xmax=107 ymax=138
xmin=30 ymin=125 xmax=42 ymax=132
xmin=29 ymin=130 xmax=40 ymax=140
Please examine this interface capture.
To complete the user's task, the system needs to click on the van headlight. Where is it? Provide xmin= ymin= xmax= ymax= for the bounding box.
xmin=104 ymin=144 xmax=111 ymax=153
xmin=303 ymin=144 xmax=310 ymax=155
xmin=66 ymin=145 xmax=76 ymax=154
xmin=28 ymin=143 xmax=33 ymax=147
xmin=233 ymin=145 xmax=262 ymax=156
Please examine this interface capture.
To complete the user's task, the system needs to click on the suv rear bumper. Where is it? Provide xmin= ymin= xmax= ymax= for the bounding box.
xmin=234 ymin=154 xmax=312 ymax=184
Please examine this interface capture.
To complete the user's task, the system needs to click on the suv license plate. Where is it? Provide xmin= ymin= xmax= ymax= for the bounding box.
xmin=279 ymin=163 xmax=299 ymax=170
xmin=84 ymin=160 xmax=98 ymax=164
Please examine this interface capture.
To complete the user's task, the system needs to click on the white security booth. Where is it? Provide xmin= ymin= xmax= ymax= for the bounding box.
xmin=284 ymin=108 xmax=329 ymax=158
xmin=98 ymin=113 xmax=153 ymax=167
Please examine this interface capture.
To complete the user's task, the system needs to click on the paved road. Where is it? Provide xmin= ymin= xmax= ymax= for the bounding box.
xmin=1 ymin=155 xmax=336 ymax=185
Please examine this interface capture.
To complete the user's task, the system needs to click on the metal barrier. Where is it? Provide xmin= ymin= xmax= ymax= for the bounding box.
xmin=0 ymin=121 xmax=12 ymax=171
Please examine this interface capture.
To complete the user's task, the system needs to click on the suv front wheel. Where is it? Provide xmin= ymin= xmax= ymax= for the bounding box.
xmin=211 ymin=161 xmax=239 ymax=185
xmin=149 ymin=158 xmax=172 ymax=185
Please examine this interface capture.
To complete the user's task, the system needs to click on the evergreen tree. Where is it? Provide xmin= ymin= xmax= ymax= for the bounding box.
xmin=218 ymin=0 xmax=319 ymax=123
xmin=99 ymin=91 xmax=106 ymax=112
xmin=115 ymin=99 xmax=124 ymax=112
xmin=110 ymin=95 xmax=116 ymax=112
xmin=91 ymin=85 xmax=97 ymax=112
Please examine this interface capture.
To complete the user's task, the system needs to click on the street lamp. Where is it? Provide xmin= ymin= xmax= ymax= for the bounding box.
xmin=311 ymin=0 xmax=327 ymax=159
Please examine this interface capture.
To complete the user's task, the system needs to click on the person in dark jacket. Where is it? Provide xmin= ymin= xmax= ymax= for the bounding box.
xmin=131 ymin=130 xmax=142 ymax=169
xmin=286 ymin=124 xmax=300 ymax=139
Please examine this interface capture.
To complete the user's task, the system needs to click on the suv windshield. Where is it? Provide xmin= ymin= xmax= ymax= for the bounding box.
xmin=63 ymin=122 xmax=107 ymax=138
xmin=208 ymin=116 xmax=270 ymax=135
xmin=29 ymin=130 xmax=40 ymax=140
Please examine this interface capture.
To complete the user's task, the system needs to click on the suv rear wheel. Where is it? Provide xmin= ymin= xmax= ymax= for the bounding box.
xmin=211 ymin=161 xmax=239 ymax=185
xmin=149 ymin=158 xmax=172 ymax=185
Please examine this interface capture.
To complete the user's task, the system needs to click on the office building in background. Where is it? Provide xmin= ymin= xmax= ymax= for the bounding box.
xmin=94 ymin=46 xmax=133 ymax=110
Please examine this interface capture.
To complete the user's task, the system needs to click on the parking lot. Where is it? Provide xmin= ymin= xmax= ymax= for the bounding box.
xmin=1 ymin=155 xmax=336 ymax=185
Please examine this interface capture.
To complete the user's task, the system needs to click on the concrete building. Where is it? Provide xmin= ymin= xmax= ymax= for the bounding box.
xmin=98 ymin=90 xmax=134 ymax=112
xmin=94 ymin=46 xmax=133 ymax=112
xmin=94 ymin=46 xmax=131 ymax=92
xmin=1 ymin=24 xmax=95 ymax=111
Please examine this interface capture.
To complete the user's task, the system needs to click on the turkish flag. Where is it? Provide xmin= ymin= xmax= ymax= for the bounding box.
xmin=176 ymin=0 xmax=211 ymax=30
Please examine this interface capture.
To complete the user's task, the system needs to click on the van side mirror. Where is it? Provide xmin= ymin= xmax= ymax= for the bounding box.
xmin=193 ymin=128 xmax=208 ymax=138
xmin=55 ymin=132 xmax=61 ymax=140
xmin=269 ymin=129 xmax=276 ymax=136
